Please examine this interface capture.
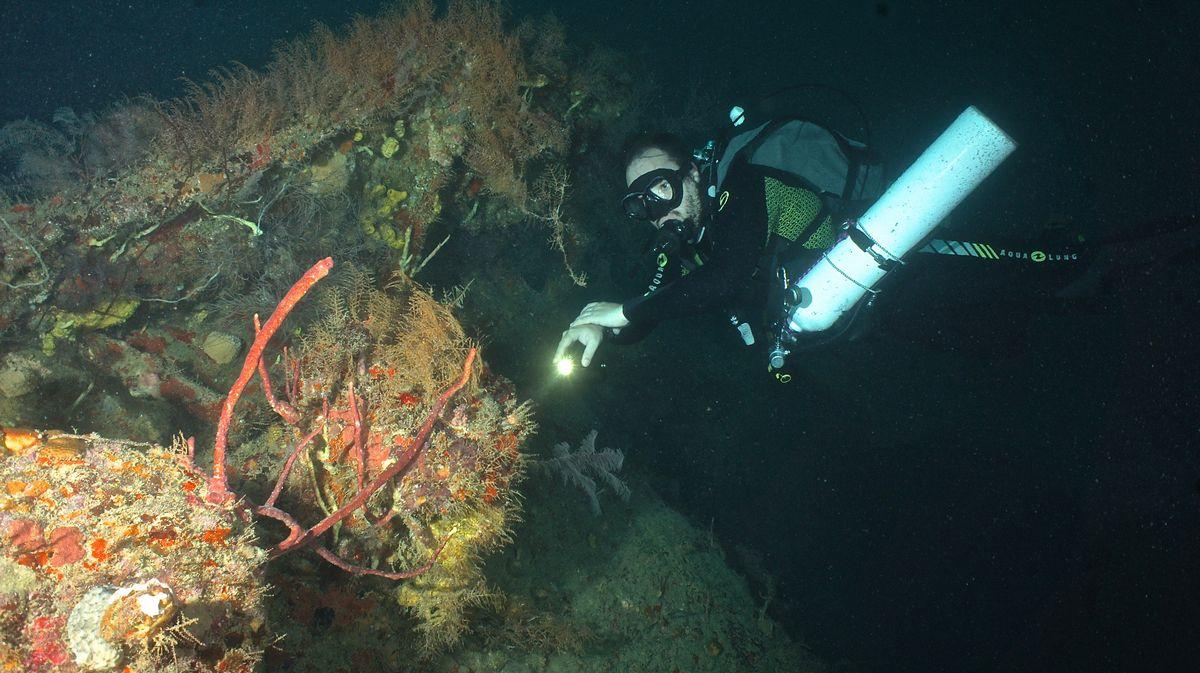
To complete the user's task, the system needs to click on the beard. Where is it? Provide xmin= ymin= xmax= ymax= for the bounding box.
xmin=680 ymin=188 xmax=707 ymax=242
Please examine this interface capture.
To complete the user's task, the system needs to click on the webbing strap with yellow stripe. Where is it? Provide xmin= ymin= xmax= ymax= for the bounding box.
xmin=918 ymin=238 xmax=1000 ymax=259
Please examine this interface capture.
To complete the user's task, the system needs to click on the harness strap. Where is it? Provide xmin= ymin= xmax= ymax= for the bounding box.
xmin=846 ymin=219 xmax=903 ymax=271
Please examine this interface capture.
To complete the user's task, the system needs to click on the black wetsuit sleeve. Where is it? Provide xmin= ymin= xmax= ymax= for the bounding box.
xmin=606 ymin=321 xmax=656 ymax=345
xmin=621 ymin=167 xmax=767 ymax=325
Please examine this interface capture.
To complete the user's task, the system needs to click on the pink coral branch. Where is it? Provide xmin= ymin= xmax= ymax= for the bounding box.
xmin=251 ymin=504 xmax=306 ymax=549
xmin=370 ymin=508 xmax=401 ymax=528
xmin=254 ymin=315 xmax=301 ymax=425
xmin=208 ymin=256 xmax=334 ymax=504
xmin=311 ymin=534 xmax=452 ymax=579
xmin=279 ymin=346 xmax=301 ymax=405
xmin=347 ymin=381 xmax=366 ymax=492
xmin=268 ymin=348 xmax=477 ymax=558
xmin=177 ymin=435 xmax=204 ymax=476
xmin=264 ymin=427 xmax=322 ymax=508
xmin=202 ymin=255 xmax=474 ymax=583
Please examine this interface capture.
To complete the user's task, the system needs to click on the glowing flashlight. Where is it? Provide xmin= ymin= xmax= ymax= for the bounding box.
xmin=554 ymin=358 xmax=575 ymax=377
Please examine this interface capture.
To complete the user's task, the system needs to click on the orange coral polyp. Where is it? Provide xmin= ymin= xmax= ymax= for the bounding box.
xmin=90 ymin=538 xmax=110 ymax=562
xmin=494 ymin=433 xmax=519 ymax=456
xmin=483 ymin=483 xmax=499 ymax=504
xmin=201 ymin=527 xmax=232 ymax=545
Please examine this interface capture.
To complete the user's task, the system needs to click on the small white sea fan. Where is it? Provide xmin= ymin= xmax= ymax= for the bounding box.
xmin=544 ymin=429 xmax=630 ymax=515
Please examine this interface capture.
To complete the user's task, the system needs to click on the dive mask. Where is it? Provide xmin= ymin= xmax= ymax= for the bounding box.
xmin=621 ymin=167 xmax=685 ymax=222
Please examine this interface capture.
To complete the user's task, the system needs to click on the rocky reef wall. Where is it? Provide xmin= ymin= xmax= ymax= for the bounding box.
xmin=0 ymin=2 xmax=636 ymax=669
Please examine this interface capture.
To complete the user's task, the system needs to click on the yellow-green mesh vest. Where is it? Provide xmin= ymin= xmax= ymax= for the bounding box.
xmin=763 ymin=176 xmax=837 ymax=250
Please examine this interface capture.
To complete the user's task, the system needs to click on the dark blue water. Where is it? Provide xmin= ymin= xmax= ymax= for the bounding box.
xmin=3 ymin=2 xmax=1197 ymax=672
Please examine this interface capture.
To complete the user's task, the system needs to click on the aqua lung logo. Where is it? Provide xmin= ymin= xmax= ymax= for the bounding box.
xmin=919 ymin=239 xmax=1078 ymax=262
xmin=645 ymin=253 xmax=670 ymax=295
xmin=996 ymin=248 xmax=1078 ymax=262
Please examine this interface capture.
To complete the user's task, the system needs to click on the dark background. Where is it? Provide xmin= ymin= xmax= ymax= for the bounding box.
xmin=3 ymin=2 xmax=1198 ymax=672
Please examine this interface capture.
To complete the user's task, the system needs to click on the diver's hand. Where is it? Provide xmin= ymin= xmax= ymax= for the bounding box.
xmin=570 ymin=302 xmax=630 ymax=329
xmin=555 ymin=324 xmax=605 ymax=368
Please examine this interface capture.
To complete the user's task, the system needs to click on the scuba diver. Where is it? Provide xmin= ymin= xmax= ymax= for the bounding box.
xmin=554 ymin=113 xmax=888 ymax=374
xmin=555 ymin=104 xmax=1057 ymax=377
xmin=554 ymin=104 xmax=1200 ymax=373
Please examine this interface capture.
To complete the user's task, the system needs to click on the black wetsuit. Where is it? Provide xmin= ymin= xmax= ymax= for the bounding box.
xmin=612 ymin=151 xmax=1200 ymax=360
xmin=611 ymin=161 xmax=773 ymax=345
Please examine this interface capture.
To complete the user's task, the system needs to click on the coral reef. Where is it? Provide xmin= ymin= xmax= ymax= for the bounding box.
xmin=1 ymin=254 xmax=535 ymax=668
xmin=0 ymin=2 xmax=655 ymax=668
xmin=230 ymin=268 xmax=533 ymax=653
xmin=0 ymin=428 xmax=269 ymax=672
xmin=0 ymin=1 xmax=607 ymax=342
xmin=0 ymin=1 xmax=626 ymax=444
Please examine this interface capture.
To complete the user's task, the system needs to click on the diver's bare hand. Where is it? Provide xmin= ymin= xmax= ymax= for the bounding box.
xmin=569 ymin=302 xmax=629 ymax=329
xmin=555 ymin=324 xmax=605 ymax=367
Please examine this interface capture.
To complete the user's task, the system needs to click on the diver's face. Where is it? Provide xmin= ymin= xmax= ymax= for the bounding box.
xmin=625 ymin=149 xmax=702 ymax=229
